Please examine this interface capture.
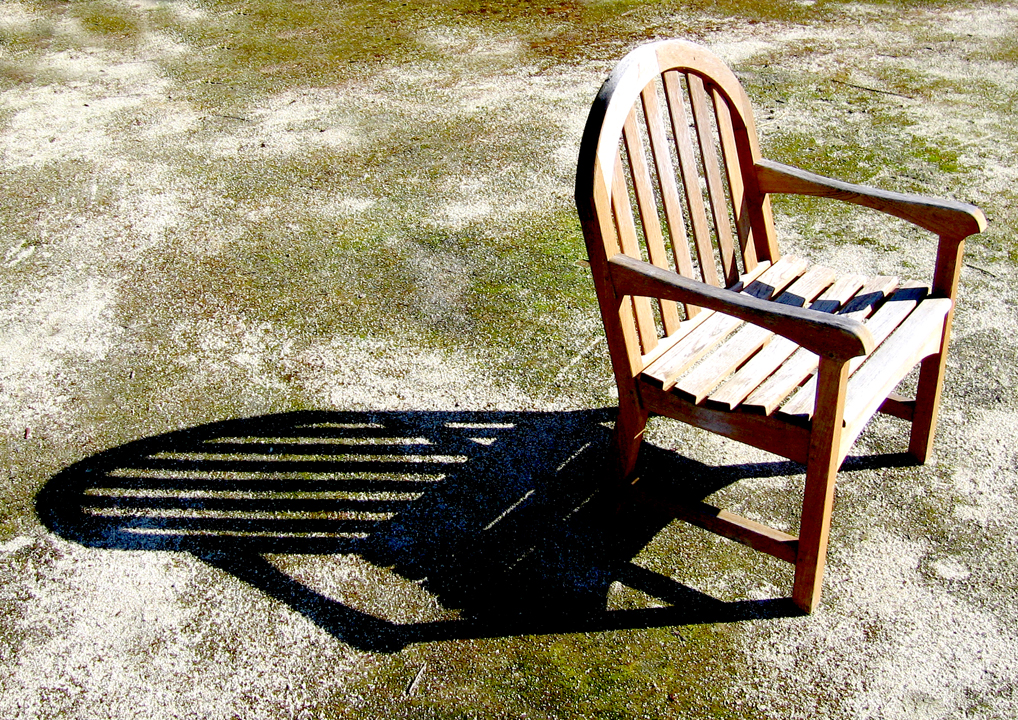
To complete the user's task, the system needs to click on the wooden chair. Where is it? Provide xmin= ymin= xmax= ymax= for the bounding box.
xmin=574 ymin=39 xmax=986 ymax=612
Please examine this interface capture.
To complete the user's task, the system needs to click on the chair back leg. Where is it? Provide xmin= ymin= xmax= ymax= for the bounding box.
xmin=612 ymin=397 xmax=649 ymax=483
xmin=910 ymin=235 xmax=965 ymax=463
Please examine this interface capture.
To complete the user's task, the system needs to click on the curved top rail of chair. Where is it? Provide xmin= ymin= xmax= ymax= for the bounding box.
xmin=575 ymin=40 xmax=759 ymax=220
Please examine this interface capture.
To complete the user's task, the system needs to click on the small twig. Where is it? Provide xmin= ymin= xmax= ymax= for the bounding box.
xmin=830 ymin=79 xmax=914 ymax=100
xmin=209 ymin=114 xmax=252 ymax=122
xmin=964 ymin=262 xmax=1000 ymax=279
xmin=404 ymin=663 xmax=427 ymax=698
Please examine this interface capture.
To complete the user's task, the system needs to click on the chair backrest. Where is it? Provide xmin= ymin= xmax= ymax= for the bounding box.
xmin=576 ymin=40 xmax=780 ymax=372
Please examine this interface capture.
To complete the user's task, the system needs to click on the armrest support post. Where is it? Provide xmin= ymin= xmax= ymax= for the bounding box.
xmin=932 ymin=235 xmax=966 ymax=301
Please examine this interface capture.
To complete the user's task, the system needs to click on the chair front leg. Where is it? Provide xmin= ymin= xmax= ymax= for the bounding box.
xmin=908 ymin=350 xmax=949 ymax=463
xmin=792 ymin=356 xmax=850 ymax=613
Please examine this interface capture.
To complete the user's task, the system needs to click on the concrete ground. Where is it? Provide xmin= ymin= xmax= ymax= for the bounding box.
xmin=1 ymin=1 xmax=1016 ymax=718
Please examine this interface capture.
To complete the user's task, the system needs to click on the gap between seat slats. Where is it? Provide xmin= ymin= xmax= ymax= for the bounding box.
xmin=738 ymin=275 xmax=900 ymax=415
xmin=777 ymin=281 xmax=936 ymax=422
xmin=642 ymin=268 xmax=935 ymax=421
xmin=673 ymin=264 xmax=837 ymax=404
xmin=641 ymin=255 xmax=810 ymax=388
xmin=636 ymin=259 xmax=773 ymax=369
xmin=773 ymin=281 xmax=940 ymax=425
xmin=706 ymin=272 xmax=868 ymax=411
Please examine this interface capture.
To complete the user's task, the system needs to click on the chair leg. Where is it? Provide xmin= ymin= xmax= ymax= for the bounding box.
xmin=792 ymin=358 xmax=849 ymax=613
xmin=908 ymin=352 xmax=948 ymax=464
xmin=792 ymin=449 xmax=840 ymax=613
xmin=612 ymin=395 xmax=648 ymax=483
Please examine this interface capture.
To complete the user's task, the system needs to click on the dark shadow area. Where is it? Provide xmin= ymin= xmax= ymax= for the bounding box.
xmin=36 ymin=409 xmax=825 ymax=653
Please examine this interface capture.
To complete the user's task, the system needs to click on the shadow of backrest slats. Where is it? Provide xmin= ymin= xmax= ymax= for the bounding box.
xmin=40 ymin=410 xmax=615 ymax=558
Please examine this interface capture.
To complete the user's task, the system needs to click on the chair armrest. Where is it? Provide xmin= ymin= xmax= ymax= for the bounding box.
xmin=755 ymin=158 xmax=987 ymax=240
xmin=608 ymin=254 xmax=875 ymax=361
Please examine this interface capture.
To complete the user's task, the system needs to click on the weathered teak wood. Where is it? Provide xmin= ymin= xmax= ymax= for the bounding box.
xmin=654 ymin=496 xmax=799 ymax=564
xmin=641 ymin=255 xmax=810 ymax=389
xmin=841 ymin=298 xmax=953 ymax=449
xmin=688 ymin=74 xmax=740 ymax=287
xmin=777 ymin=281 xmax=929 ymax=422
xmin=713 ymin=86 xmax=760 ymax=273
xmin=674 ymin=265 xmax=836 ymax=403
xmin=792 ymin=356 xmax=849 ymax=612
xmin=575 ymin=39 xmax=987 ymax=613
xmin=708 ymin=272 xmax=864 ymax=411
xmin=662 ymin=70 xmax=720 ymax=288
xmin=623 ymin=109 xmax=683 ymax=334
xmin=739 ymin=274 xmax=898 ymax=416
xmin=611 ymin=153 xmax=658 ymax=355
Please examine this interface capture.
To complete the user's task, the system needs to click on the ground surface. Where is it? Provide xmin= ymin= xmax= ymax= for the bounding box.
xmin=1 ymin=1 xmax=1017 ymax=718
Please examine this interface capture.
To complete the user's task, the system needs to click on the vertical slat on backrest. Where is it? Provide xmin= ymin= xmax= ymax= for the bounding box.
xmin=639 ymin=81 xmax=699 ymax=321
xmin=622 ymin=106 xmax=682 ymax=334
xmin=611 ymin=153 xmax=659 ymax=354
xmin=724 ymin=101 xmax=780 ymax=264
xmin=662 ymin=70 xmax=720 ymax=288
xmin=687 ymin=74 xmax=739 ymax=288
xmin=711 ymin=84 xmax=759 ymax=274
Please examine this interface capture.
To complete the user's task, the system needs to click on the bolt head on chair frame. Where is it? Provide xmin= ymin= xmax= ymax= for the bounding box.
xmin=574 ymin=40 xmax=986 ymax=613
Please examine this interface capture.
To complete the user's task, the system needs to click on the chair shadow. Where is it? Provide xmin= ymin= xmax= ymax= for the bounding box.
xmin=34 ymin=408 xmax=903 ymax=653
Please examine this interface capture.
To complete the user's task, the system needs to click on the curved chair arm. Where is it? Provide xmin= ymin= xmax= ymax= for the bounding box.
xmin=755 ymin=159 xmax=987 ymax=240
xmin=608 ymin=254 xmax=875 ymax=362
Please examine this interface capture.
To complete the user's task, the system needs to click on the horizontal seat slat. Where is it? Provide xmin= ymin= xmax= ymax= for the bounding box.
xmin=778 ymin=281 xmax=929 ymax=421
xmin=643 ymin=255 xmax=809 ymax=389
xmin=740 ymin=275 xmax=899 ymax=415
xmin=638 ymin=310 xmax=716 ymax=367
xmin=707 ymin=272 xmax=866 ymax=410
xmin=674 ymin=265 xmax=836 ymax=403
xmin=740 ymin=255 xmax=812 ymax=301
xmin=674 ymin=324 xmax=773 ymax=403
xmin=644 ymin=312 xmax=742 ymax=389
xmin=637 ymin=261 xmax=774 ymax=368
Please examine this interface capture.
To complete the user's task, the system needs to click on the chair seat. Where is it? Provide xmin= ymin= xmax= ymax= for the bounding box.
xmin=640 ymin=254 xmax=951 ymax=446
